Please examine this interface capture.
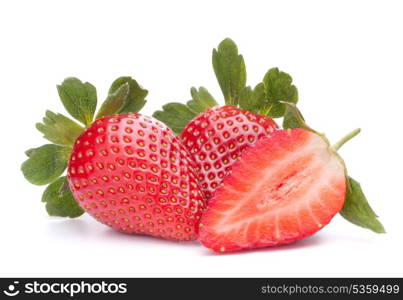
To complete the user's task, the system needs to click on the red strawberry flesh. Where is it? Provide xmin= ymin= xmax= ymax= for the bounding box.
xmin=199 ymin=129 xmax=346 ymax=252
xmin=180 ymin=105 xmax=278 ymax=201
xmin=68 ymin=113 xmax=206 ymax=241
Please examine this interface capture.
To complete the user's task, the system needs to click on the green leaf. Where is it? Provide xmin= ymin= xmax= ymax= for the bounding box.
xmin=36 ymin=110 xmax=84 ymax=146
xmin=25 ymin=148 xmax=36 ymax=157
xmin=280 ymin=102 xmax=318 ymax=135
xmin=282 ymin=103 xmax=307 ymax=129
xmin=21 ymin=144 xmax=70 ymax=186
xmin=96 ymin=82 xmax=130 ymax=119
xmin=340 ymin=176 xmax=385 ymax=233
xmin=262 ymin=68 xmax=298 ymax=118
xmin=153 ymin=103 xmax=196 ymax=135
xmin=212 ymin=38 xmax=246 ymax=105
xmin=239 ymin=86 xmax=252 ymax=111
xmin=239 ymin=83 xmax=265 ymax=114
xmin=283 ymin=107 xmax=303 ymax=129
xmin=57 ymin=77 xmax=97 ymax=126
xmin=42 ymin=176 xmax=84 ymax=218
xmin=109 ymin=77 xmax=148 ymax=114
xmin=153 ymin=87 xmax=217 ymax=135
xmin=188 ymin=87 xmax=218 ymax=113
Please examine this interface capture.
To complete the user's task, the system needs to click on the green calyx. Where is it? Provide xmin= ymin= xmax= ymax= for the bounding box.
xmin=212 ymin=38 xmax=246 ymax=106
xmin=153 ymin=38 xmax=298 ymax=134
xmin=341 ymin=177 xmax=385 ymax=233
xmin=152 ymin=87 xmax=218 ymax=135
xmin=42 ymin=177 xmax=85 ymax=218
xmin=21 ymin=144 xmax=70 ymax=186
xmin=36 ymin=110 xmax=84 ymax=146
xmin=22 ymin=76 xmax=148 ymax=218
xmin=280 ymin=102 xmax=316 ymax=132
xmin=106 ymin=77 xmax=148 ymax=115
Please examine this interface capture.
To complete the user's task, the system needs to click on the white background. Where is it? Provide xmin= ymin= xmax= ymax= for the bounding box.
xmin=0 ymin=0 xmax=402 ymax=277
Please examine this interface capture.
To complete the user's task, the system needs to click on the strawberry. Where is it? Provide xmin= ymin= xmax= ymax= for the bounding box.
xmin=180 ymin=105 xmax=278 ymax=200
xmin=21 ymin=76 xmax=206 ymax=241
xmin=198 ymin=128 xmax=347 ymax=252
xmin=68 ymin=113 xmax=205 ymax=240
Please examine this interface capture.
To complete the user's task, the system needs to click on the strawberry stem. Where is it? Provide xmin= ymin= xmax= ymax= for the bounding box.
xmin=332 ymin=128 xmax=361 ymax=151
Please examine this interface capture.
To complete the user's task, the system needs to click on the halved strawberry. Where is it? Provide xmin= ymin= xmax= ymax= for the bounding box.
xmin=180 ymin=105 xmax=278 ymax=201
xmin=198 ymin=129 xmax=347 ymax=252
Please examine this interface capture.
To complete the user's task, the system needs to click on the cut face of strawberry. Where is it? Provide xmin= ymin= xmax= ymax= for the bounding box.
xmin=68 ymin=113 xmax=206 ymax=241
xmin=180 ymin=105 xmax=278 ymax=201
xmin=199 ymin=129 xmax=347 ymax=252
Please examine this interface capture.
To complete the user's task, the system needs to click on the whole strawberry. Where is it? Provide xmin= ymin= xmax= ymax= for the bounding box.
xmin=21 ymin=76 xmax=205 ymax=240
xmin=69 ymin=114 xmax=205 ymax=240
xmin=180 ymin=105 xmax=278 ymax=200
